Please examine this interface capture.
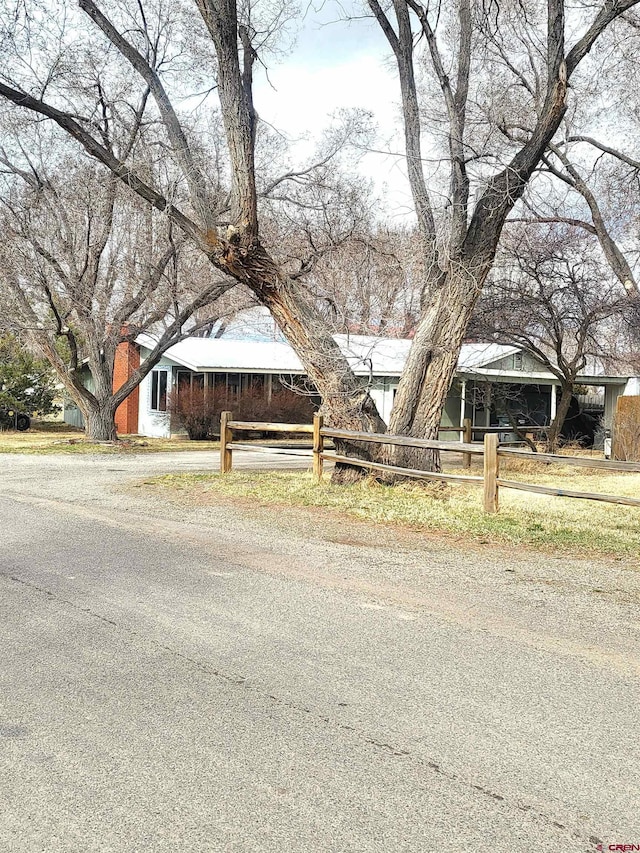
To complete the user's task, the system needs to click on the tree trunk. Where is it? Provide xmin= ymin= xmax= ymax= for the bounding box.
xmin=84 ymin=403 xmax=118 ymax=442
xmin=260 ymin=278 xmax=387 ymax=483
xmin=214 ymin=245 xmax=388 ymax=482
xmin=546 ymin=382 xmax=574 ymax=452
xmin=388 ymin=266 xmax=480 ymax=472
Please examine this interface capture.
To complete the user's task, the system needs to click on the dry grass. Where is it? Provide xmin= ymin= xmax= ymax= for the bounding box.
xmin=0 ymin=422 xmax=219 ymax=454
xmin=458 ymin=453 xmax=640 ymax=497
xmin=144 ymin=458 xmax=640 ymax=561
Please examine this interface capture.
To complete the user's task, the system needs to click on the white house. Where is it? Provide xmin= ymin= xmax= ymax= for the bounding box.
xmin=62 ymin=305 xmax=636 ymax=441
xmin=92 ymin=331 xmax=632 ymax=442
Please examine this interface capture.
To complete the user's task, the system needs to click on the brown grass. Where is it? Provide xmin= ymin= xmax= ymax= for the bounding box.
xmin=142 ymin=451 xmax=640 ymax=561
xmin=0 ymin=422 xmax=219 ymax=454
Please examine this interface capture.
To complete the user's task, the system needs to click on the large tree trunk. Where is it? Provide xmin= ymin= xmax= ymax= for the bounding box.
xmin=215 ymin=245 xmax=388 ymax=482
xmin=82 ymin=352 xmax=119 ymax=442
xmin=84 ymin=402 xmax=118 ymax=442
xmin=388 ymin=266 xmax=481 ymax=471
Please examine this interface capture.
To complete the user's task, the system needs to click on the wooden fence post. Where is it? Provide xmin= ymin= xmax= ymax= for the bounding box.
xmin=463 ymin=417 xmax=472 ymax=469
xmin=220 ymin=410 xmax=233 ymax=474
xmin=483 ymin=432 xmax=499 ymax=513
xmin=313 ymin=413 xmax=324 ymax=481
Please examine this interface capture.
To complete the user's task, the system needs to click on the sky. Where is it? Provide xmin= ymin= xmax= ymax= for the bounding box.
xmin=251 ymin=1 xmax=415 ymax=220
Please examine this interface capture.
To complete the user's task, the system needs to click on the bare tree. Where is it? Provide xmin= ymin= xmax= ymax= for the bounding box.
xmin=0 ymin=0 xmax=636 ymax=472
xmin=367 ymin=0 xmax=640 ymax=467
xmin=308 ymin=226 xmax=424 ymax=337
xmin=472 ymin=226 xmax=626 ymax=450
xmin=512 ymin=134 xmax=640 ymax=297
xmin=0 ymin=149 xmax=231 ymax=440
xmin=507 ymin=4 xmax=640 ymax=298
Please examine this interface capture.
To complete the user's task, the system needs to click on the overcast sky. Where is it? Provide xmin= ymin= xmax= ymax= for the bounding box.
xmin=252 ymin=1 xmax=415 ymax=219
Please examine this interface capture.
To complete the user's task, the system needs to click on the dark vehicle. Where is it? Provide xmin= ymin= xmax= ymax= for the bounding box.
xmin=0 ymin=408 xmax=31 ymax=431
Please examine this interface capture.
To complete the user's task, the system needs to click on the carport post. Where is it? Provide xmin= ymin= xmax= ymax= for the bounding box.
xmin=483 ymin=433 xmax=499 ymax=514
xmin=313 ymin=413 xmax=324 ymax=481
xmin=220 ymin=411 xmax=233 ymax=473
xmin=463 ymin=418 xmax=472 ymax=469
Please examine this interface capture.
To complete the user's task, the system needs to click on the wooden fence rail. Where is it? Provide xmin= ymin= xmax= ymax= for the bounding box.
xmin=218 ymin=412 xmax=640 ymax=513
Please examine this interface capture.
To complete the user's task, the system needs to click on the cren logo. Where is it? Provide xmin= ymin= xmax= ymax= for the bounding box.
xmin=600 ymin=846 xmax=640 ymax=852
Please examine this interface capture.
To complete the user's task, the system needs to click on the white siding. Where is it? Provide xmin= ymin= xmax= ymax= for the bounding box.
xmin=604 ymin=385 xmax=626 ymax=430
xmin=137 ymin=360 xmax=174 ymax=438
xmin=369 ymin=378 xmax=394 ymax=424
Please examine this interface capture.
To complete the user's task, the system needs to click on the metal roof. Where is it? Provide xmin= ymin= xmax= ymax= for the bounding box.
xmin=137 ymin=333 xmax=631 ymax=382
xmin=137 ymin=334 xmax=304 ymax=374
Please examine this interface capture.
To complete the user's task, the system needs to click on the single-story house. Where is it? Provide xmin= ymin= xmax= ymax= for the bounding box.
xmin=64 ymin=329 xmax=638 ymax=443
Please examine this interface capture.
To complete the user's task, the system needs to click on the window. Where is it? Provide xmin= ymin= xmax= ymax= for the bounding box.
xmin=514 ymin=352 xmax=523 ymax=370
xmin=227 ymin=373 xmax=241 ymax=398
xmin=151 ymin=370 xmax=168 ymax=412
xmin=177 ymin=371 xmax=205 ymax=398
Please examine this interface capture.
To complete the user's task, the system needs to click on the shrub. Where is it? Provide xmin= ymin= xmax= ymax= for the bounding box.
xmin=0 ymin=334 xmax=60 ymax=418
xmin=234 ymin=385 xmax=317 ymax=424
xmin=168 ymin=385 xmax=223 ymax=440
xmin=169 ymin=380 xmax=317 ymax=440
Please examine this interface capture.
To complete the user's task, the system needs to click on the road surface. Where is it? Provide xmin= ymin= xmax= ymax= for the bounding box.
xmin=1 ymin=451 xmax=639 ymax=852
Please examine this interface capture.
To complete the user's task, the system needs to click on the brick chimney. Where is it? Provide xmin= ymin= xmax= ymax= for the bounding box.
xmin=113 ymin=337 xmax=140 ymax=435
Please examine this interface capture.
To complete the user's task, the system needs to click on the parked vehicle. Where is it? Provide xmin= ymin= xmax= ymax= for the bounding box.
xmin=0 ymin=408 xmax=31 ymax=431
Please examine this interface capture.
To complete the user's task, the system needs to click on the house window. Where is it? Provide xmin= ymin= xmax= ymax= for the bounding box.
xmin=151 ymin=370 xmax=168 ymax=412
xmin=177 ymin=371 xmax=205 ymax=398
xmin=227 ymin=373 xmax=241 ymax=398
xmin=514 ymin=352 xmax=523 ymax=370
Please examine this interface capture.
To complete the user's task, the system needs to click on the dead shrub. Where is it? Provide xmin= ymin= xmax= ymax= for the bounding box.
xmin=169 ymin=381 xmax=317 ymax=440
xmin=233 ymin=385 xmax=317 ymax=425
xmin=169 ymin=385 xmax=224 ymax=440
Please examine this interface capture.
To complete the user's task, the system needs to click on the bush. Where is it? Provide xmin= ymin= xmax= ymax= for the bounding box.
xmin=234 ymin=385 xmax=317 ymax=424
xmin=168 ymin=385 xmax=221 ymax=440
xmin=169 ymin=381 xmax=317 ymax=440
xmin=0 ymin=334 xmax=60 ymax=418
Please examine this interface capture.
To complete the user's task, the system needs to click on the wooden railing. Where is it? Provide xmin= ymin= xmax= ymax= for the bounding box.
xmin=218 ymin=412 xmax=640 ymax=514
xmin=494 ymin=443 xmax=640 ymax=511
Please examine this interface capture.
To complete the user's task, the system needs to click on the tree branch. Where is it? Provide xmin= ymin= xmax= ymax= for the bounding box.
xmin=79 ymin=0 xmax=217 ymax=234
xmin=0 ymin=82 xmax=204 ymax=244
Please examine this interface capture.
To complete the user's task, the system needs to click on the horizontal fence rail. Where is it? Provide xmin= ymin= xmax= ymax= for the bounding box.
xmin=495 ymin=478 xmax=640 ymax=508
xmin=217 ymin=411 xmax=639 ymax=514
xmin=320 ymin=427 xmax=483 ymax=455
xmin=227 ymin=443 xmax=314 ymax=458
xmin=323 ymin=453 xmax=483 ymax=484
xmin=498 ymin=447 xmax=640 ymax=472
xmin=227 ymin=420 xmax=315 ymax=434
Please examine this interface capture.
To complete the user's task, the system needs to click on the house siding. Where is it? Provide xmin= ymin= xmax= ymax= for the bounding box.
xmin=138 ymin=358 xmax=175 ymax=438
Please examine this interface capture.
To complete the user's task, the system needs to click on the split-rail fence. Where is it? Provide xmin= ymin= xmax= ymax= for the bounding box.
xmin=218 ymin=411 xmax=640 ymax=514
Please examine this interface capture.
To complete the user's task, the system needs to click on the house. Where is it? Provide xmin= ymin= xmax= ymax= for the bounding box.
xmin=63 ymin=324 xmax=636 ymax=445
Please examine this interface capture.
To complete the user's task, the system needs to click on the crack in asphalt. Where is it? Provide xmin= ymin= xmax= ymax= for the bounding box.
xmin=2 ymin=568 xmax=602 ymax=851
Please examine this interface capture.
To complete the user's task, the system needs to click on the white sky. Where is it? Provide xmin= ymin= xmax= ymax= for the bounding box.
xmin=252 ymin=1 xmax=415 ymax=220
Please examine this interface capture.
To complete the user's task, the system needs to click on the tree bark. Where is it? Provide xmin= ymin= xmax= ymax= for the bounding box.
xmin=217 ymin=243 xmax=388 ymax=482
xmin=388 ymin=264 xmax=481 ymax=471
xmin=84 ymin=402 xmax=118 ymax=442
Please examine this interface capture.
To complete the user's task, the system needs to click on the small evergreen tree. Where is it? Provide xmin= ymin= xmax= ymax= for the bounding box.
xmin=0 ymin=334 xmax=60 ymax=416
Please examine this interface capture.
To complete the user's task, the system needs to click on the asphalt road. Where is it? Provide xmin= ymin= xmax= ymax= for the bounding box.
xmin=1 ymin=451 xmax=639 ymax=852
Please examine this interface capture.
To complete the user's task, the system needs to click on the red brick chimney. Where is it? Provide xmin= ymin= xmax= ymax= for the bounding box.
xmin=113 ymin=337 xmax=140 ymax=435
